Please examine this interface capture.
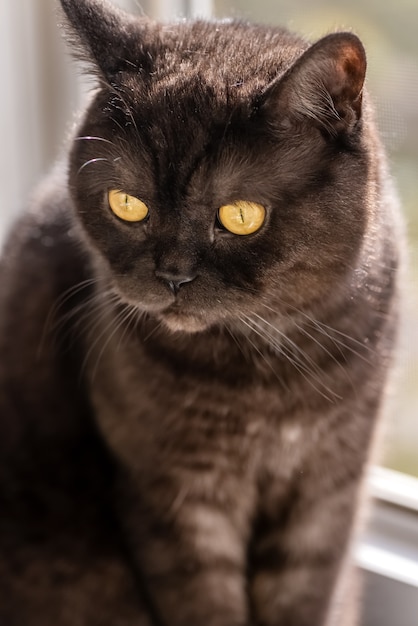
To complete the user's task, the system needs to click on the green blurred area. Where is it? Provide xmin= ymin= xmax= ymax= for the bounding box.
xmin=214 ymin=0 xmax=418 ymax=476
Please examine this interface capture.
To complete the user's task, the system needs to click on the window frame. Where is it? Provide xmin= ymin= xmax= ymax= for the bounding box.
xmin=358 ymin=467 xmax=418 ymax=625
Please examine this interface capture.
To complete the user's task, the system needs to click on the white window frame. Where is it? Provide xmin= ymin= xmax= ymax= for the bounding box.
xmin=359 ymin=467 xmax=418 ymax=626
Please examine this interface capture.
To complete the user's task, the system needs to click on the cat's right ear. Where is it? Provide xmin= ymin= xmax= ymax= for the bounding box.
xmin=59 ymin=0 xmax=153 ymax=80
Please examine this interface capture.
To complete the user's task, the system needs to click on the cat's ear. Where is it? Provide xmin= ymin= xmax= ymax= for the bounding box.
xmin=260 ymin=33 xmax=366 ymax=136
xmin=59 ymin=0 xmax=151 ymax=80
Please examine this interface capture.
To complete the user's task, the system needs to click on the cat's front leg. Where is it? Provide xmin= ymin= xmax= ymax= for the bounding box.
xmin=249 ymin=408 xmax=371 ymax=626
xmin=117 ymin=471 xmax=253 ymax=626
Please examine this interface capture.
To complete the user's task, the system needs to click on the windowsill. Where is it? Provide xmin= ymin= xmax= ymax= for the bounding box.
xmin=368 ymin=466 xmax=418 ymax=512
xmin=357 ymin=466 xmax=418 ymax=587
xmin=357 ymin=466 xmax=418 ymax=626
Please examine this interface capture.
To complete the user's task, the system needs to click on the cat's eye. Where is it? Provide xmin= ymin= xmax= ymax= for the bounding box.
xmin=108 ymin=190 xmax=149 ymax=222
xmin=218 ymin=201 xmax=266 ymax=235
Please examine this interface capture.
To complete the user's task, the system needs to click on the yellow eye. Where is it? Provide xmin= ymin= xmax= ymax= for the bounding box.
xmin=108 ymin=190 xmax=149 ymax=222
xmin=218 ymin=201 xmax=266 ymax=235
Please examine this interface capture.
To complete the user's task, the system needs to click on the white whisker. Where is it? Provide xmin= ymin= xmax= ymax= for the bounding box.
xmin=89 ymin=302 xmax=138 ymax=380
xmin=238 ymin=315 xmax=289 ymax=390
xmin=115 ymin=303 xmax=144 ymax=352
xmin=241 ymin=313 xmax=339 ymax=402
xmin=224 ymin=324 xmax=252 ymax=364
xmin=52 ymin=290 xmax=117 ymax=357
xmin=260 ymin=300 xmax=374 ymax=363
xmin=306 ymin=317 xmax=374 ymax=362
xmin=77 ymin=157 xmax=110 ymax=175
xmin=38 ymin=278 xmax=99 ymax=357
xmin=142 ymin=318 xmax=165 ymax=342
xmin=251 ymin=312 xmax=324 ymax=378
xmin=74 ymin=136 xmax=117 ymax=147
xmin=80 ymin=293 xmax=122 ymax=377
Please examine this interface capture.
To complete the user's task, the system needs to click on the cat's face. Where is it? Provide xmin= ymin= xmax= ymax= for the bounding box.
xmin=65 ymin=1 xmax=369 ymax=333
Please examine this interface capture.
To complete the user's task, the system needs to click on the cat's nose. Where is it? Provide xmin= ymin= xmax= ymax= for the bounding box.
xmin=155 ymin=270 xmax=197 ymax=295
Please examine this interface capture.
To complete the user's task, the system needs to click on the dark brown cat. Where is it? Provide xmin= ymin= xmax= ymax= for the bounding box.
xmin=0 ymin=1 xmax=401 ymax=625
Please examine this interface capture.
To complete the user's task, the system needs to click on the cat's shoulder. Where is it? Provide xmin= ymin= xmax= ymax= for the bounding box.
xmin=0 ymin=160 xmax=92 ymax=300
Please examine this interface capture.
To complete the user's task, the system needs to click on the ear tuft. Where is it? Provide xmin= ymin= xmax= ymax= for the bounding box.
xmin=59 ymin=0 xmax=151 ymax=79
xmin=262 ymin=32 xmax=367 ymax=136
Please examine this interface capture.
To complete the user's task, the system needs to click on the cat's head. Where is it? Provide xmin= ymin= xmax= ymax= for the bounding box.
xmin=62 ymin=0 xmax=370 ymax=333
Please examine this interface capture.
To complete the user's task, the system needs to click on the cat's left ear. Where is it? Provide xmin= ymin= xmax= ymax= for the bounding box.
xmin=59 ymin=0 xmax=152 ymax=79
xmin=260 ymin=32 xmax=367 ymax=136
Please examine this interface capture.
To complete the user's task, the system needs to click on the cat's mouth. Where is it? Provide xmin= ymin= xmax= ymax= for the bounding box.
xmin=113 ymin=281 xmax=216 ymax=333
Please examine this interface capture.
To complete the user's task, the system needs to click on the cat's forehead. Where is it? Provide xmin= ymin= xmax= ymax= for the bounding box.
xmin=80 ymin=20 xmax=318 ymax=196
xmin=143 ymin=21 xmax=305 ymax=94
xmin=113 ymin=63 xmax=256 ymax=157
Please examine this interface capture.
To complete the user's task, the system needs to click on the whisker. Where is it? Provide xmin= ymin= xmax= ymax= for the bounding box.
xmin=242 ymin=313 xmax=339 ymax=402
xmin=260 ymin=299 xmax=374 ymax=363
xmin=244 ymin=316 xmax=311 ymax=379
xmin=49 ymin=280 xmax=99 ymax=323
xmin=292 ymin=320 xmax=358 ymax=396
xmin=74 ymin=136 xmax=117 ymax=147
xmin=115 ymin=304 xmax=145 ymax=352
xmin=38 ymin=278 xmax=99 ymax=357
xmin=80 ymin=293 xmax=122 ymax=378
xmin=224 ymin=324 xmax=253 ymax=364
xmin=51 ymin=289 xmax=117 ymax=355
xmin=251 ymin=312 xmax=324 ymax=378
xmin=77 ymin=157 xmax=110 ymax=175
xmin=65 ymin=290 xmax=115 ymax=335
xmin=238 ymin=316 xmax=288 ymax=388
xmin=305 ymin=317 xmax=374 ymax=362
xmin=142 ymin=318 xmax=165 ymax=342
xmin=89 ymin=302 xmax=138 ymax=380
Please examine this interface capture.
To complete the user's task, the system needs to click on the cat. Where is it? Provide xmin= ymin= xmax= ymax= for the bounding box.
xmin=0 ymin=0 xmax=402 ymax=625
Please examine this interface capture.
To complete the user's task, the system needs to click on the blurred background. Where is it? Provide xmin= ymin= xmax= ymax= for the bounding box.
xmin=1 ymin=0 xmax=416 ymax=477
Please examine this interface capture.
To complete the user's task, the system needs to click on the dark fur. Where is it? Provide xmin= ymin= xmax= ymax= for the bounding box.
xmin=0 ymin=1 xmax=401 ymax=625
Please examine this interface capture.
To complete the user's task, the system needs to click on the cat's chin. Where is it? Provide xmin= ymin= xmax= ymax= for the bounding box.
xmin=157 ymin=311 xmax=211 ymax=334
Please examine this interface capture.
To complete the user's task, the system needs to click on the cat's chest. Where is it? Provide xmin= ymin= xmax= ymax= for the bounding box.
xmin=85 ymin=326 xmax=313 ymax=489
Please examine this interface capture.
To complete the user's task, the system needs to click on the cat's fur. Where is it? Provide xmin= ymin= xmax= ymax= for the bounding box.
xmin=0 ymin=0 xmax=401 ymax=625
